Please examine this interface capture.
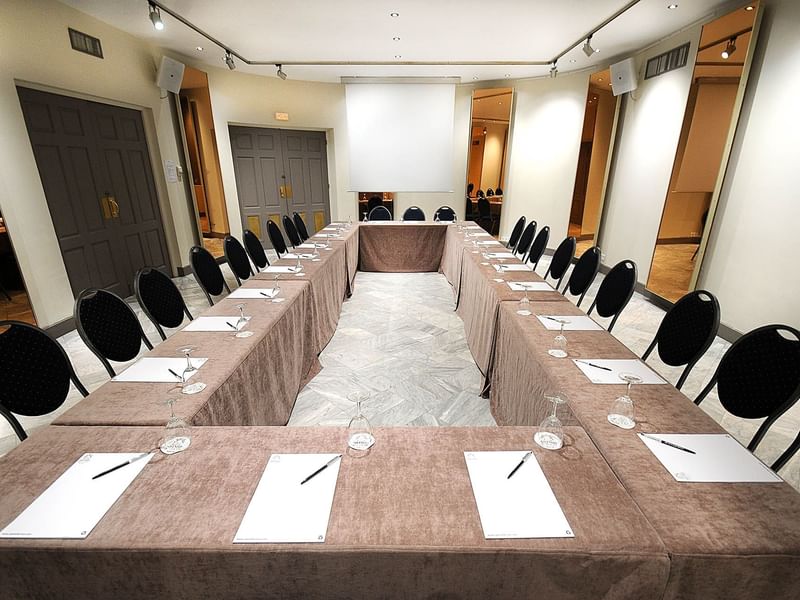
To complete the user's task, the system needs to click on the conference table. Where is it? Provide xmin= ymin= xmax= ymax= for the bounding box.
xmin=1 ymin=221 xmax=799 ymax=599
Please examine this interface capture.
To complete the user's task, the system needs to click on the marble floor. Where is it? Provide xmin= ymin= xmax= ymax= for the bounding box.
xmin=1 ymin=250 xmax=797 ymax=490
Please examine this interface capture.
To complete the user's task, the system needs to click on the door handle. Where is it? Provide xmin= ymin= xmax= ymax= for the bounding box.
xmin=100 ymin=194 xmax=113 ymax=219
xmin=279 ymin=185 xmax=286 ymax=199
xmin=109 ymin=197 xmax=120 ymax=218
xmin=285 ymin=185 xmax=292 ymax=199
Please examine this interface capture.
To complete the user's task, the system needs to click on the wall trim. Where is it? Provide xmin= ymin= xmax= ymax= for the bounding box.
xmin=46 ymin=317 xmax=75 ymax=339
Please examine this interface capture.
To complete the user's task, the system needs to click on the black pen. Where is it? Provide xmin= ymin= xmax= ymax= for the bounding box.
xmin=167 ymin=368 xmax=182 ymax=381
xmin=226 ymin=321 xmax=238 ymax=330
xmin=300 ymin=454 xmax=342 ymax=485
xmin=542 ymin=316 xmax=565 ymax=323
xmin=92 ymin=453 xmax=150 ymax=480
xmin=259 ymin=291 xmax=270 ymax=298
xmin=507 ymin=451 xmax=533 ymax=479
xmin=641 ymin=433 xmax=696 ymax=455
xmin=575 ymin=359 xmax=612 ymax=372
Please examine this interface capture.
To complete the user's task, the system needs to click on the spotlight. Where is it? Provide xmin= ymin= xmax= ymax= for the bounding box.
xmin=482 ymin=127 xmax=487 ymax=135
xmin=148 ymin=3 xmax=164 ymax=31
xmin=225 ymin=51 xmax=235 ymax=70
xmin=582 ymin=36 xmax=598 ymax=57
xmin=549 ymin=61 xmax=558 ymax=78
xmin=721 ymin=37 xmax=737 ymax=59
xmin=276 ymin=64 xmax=287 ymax=80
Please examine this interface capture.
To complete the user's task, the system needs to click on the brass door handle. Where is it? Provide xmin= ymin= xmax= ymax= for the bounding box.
xmin=100 ymin=195 xmax=113 ymax=219
xmin=109 ymin=197 xmax=120 ymax=218
xmin=285 ymin=184 xmax=292 ymax=199
xmin=279 ymin=185 xmax=286 ymax=199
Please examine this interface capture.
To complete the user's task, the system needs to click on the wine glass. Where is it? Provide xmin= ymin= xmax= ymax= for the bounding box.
xmin=434 ymin=213 xmax=440 ymax=222
xmin=293 ymin=255 xmax=303 ymax=273
xmin=607 ymin=372 xmax=643 ymax=429
xmin=517 ymin=290 xmax=531 ymax=316
xmin=471 ymin=239 xmax=479 ymax=254
xmin=232 ymin=303 xmax=253 ymax=338
xmin=548 ymin=319 xmax=569 ymax=358
xmin=346 ymin=392 xmax=375 ymax=458
xmin=312 ymin=244 xmax=321 ymax=261
xmin=534 ymin=394 xmax=566 ymax=450
xmin=347 ymin=215 xmax=353 ymax=228
xmin=362 ymin=211 xmax=368 ymax=222
xmin=177 ymin=345 xmax=206 ymax=395
xmin=160 ymin=395 xmax=191 ymax=455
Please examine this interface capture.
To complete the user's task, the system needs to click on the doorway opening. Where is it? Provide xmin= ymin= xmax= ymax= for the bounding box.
xmin=466 ymin=88 xmax=512 ymax=235
xmin=179 ymin=66 xmax=230 ymax=258
xmin=0 ymin=211 xmax=36 ymax=326
xmin=569 ymin=69 xmax=617 ymax=256
xmin=646 ymin=4 xmax=758 ymax=302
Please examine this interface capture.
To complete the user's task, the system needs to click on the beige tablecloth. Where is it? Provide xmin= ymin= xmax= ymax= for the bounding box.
xmin=0 ymin=425 xmax=669 ymax=600
xmin=358 ymin=223 xmax=447 ymax=272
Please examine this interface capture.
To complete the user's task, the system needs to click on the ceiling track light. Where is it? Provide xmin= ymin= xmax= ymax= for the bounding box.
xmin=225 ymin=51 xmax=236 ymax=70
xmin=549 ymin=62 xmax=558 ymax=78
xmin=582 ymin=35 xmax=597 ymax=57
xmin=721 ymin=37 xmax=737 ymax=59
xmin=276 ymin=64 xmax=287 ymax=80
xmin=148 ymin=2 xmax=164 ymax=31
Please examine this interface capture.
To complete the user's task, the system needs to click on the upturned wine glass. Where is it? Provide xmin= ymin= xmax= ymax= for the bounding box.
xmin=607 ymin=372 xmax=643 ymax=429
xmin=160 ymin=395 xmax=191 ymax=455
xmin=517 ymin=290 xmax=531 ymax=316
xmin=346 ymin=392 xmax=375 ymax=458
xmin=534 ymin=394 xmax=566 ymax=450
xmin=176 ymin=345 xmax=205 ymax=394
xmin=232 ymin=303 xmax=252 ymax=338
xmin=548 ymin=319 xmax=569 ymax=358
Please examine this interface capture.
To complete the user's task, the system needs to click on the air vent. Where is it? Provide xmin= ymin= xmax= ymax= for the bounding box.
xmin=68 ymin=28 xmax=103 ymax=59
xmin=644 ymin=42 xmax=690 ymax=80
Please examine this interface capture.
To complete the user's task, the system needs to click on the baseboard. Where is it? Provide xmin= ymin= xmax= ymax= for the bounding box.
xmin=46 ymin=317 xmax=75 ymax=339
xmin=656 ymin=236 xmax=701 ymax=245
xmin=203 ymin=232 xmax=227 ymax=239
xmin=177 ymin=264 xmax=192 ymax=277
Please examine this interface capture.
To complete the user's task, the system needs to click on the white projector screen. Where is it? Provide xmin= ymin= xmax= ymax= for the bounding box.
xmin=345 ymin=83 xmax=455 ymax=192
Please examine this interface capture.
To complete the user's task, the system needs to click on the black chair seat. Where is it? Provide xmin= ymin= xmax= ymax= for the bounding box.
xmin=135 ymin=267 xmax=193 ymax=341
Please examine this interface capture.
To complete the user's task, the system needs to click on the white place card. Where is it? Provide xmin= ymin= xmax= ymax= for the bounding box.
xmin=112 ymin=357 xmax=207 ymax=382
xmin=0 ymin=453 xmax=153 ymax=539
xmin=494 ymin=264 xmax=531 ymax=272
xmin=507 ymin=281 xmax=552 ymax=292
xmin=486 ymin=252 xmax=516 ymax=259
xmin=265 ymin=266 xmax=302 ymax=273
xmin=572 ymin=358 xmax=666 ymax=385
xmin=638 ymin=434 xmax=782 ymax=483
xmin=537 ymin=315 xmax=603 ymax=331
xmin=183 ymin=316 xmax=251 ymax=332
xmin=464 ymin=451 xmax=573 ymax=539
xmin=234 ymin=453 xmax=341 ymax=544
xmin=228 ymin=288 xmax=278 ymax=299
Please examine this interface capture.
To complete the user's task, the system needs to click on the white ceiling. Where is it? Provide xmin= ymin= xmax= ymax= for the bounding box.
xmin=60 ymin=0 xmax=747 ymax=83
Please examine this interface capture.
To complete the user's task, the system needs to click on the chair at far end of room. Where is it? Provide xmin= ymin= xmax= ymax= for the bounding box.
xmin=402 ymin=206 xmax=426 ymax=221
xmin=434 ymin=206 xmax=456 ymax=222
xmin=134 ymin=267 xmax=193 ymax=341
xmin=368 ymin=205 xmax=392 ymax=221
xmin=0 ymin=320 xmax=89 ymax=441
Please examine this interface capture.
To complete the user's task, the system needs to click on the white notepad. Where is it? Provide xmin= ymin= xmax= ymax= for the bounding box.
xmin=464 ymin=225 xmax=483 ymax=229
xmin=506 ymin=281 xmax=552 ymax=291
xmin=112 ymin=357 xmax=207 ymax=382
xmin=537 ymin=315 xmax=603 ymax=331
xmin=477 ymin=240 xmax=502 ymax=246
xmin=265 ymin=266 xmax=302 ymax=273
xmin=234 ymin=453 xmax=341 ymax=544
xmin=639 ymin=434 xmax=782 ymax=483
xmin=297 ymin=243 xmax=327 ymax=249
xmin=572 ymin=358 xmax=666 ymax=384
xmin=0 ymin=453 xmax=153 ymax=539
xmin=464 ymin=451 xmax=573 ymax=539
xmin=494 ymin=264 xmax=531 ymax=272
xmin=228 ymin=288 xmax=278 ymax=299
xmin=472 ymin=232 xmax=492 ymax=237
xmin=314 ymin=233 xmax=340 ymax=238
xmin=486 ymin=252 xmax=515 ymax=259
xmin=183 ymin=316 xmax=251 ymax=332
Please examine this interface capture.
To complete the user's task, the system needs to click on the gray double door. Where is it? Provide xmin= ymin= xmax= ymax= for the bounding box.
xmin=17 ymin=87 xmax=170 ymax=299
xmin=229 ymin=126 xmax=330 ymax=247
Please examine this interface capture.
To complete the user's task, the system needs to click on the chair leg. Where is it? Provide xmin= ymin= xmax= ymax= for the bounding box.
xmin=0 ymin=405 xmax=27 ymax=441
xmin=772 ymin=431 xmax=800 ymax=472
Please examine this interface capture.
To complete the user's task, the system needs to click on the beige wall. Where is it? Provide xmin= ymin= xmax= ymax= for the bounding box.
xmin=699 ymin=0 xmax=800 ymax=332
xmin=582 ymin=88 xmax=615 ymax=235
xmin=0 ymin=0 xmax=194 ymax=328
xmin=500 ymin=71 xmax=589 ymax=246
xmin=658 ymin=192 xmax=709 ymax=239
xmin=479 ymin=123 xmax=507 ymax=192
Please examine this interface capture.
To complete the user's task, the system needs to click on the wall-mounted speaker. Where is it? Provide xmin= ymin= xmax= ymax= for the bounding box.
xmin=610 ymin=57 xmax=638 ymax=96
xmin=156 ymin=55 xmax=185 ymax=94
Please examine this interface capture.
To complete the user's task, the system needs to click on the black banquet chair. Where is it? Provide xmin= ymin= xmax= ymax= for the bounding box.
xmin=244 ymin=229 xmax=270 ymax=271
xmin=695 ymin=324 xmax=800 ymax=471
xmin=189 ymin=245 xmax=231 ymax=306
xmin=367 ymin=195 xmax=383 ymax=213
xmin=75 ymin=288 xmax=154 ymax=377
xmin=562 ymin=246 xmax=601 ymax=307
xmin=282 ymin=215 xmax=302 ymax=247
xmin=434 ymin=206 xmax=456 ymax=222
xmin=224 ymin=235 xmax=254 ymax=286
xmin=587 ymin=259 xmax=637 ymax=332
xmin=267 ymin=219 xmax=289 ymax=257
xmin=134 ymin=267 xmax=193 ymax=341
xmin=643 ymin=290 xmax=720 ymax=389
xmin=368 ymin=205 xmax=392 ymax=221
xmin=507 ymin=216 xmax=526 ymax=251
xmin=514 ymin=221 xmax=536 ymax=259
xmin=527 ymin=226 xmax=550 ymax=271
xmin=0 ymin=320 xmax=89 ymax=441
xmin=477 ymin=197 xmax=495 ymax=233
xmin=293 ymin=212 xmax=310 ymax=241
xmin=544 ymin=236 xmax=576 ymax=289
xmin=402 ymin=206 xmax=426 ymax=221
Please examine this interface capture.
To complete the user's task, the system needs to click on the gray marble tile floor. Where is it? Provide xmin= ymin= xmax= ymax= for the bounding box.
xmin=1 ymin=249 xmax=797 ymax=490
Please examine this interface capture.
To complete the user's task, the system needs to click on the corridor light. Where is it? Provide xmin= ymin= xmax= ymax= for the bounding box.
xmin=276 ymin=64 xmax=287 ymax=80
xmin=148 ymin=3 xmax=164 ymax=31
xmin=721 ymin=37 xmax=737 ymax=59
xmin=225 ymin=51 xmax=236 ymax=70
xmin=582 ymin=36 xmax=598 ymax=57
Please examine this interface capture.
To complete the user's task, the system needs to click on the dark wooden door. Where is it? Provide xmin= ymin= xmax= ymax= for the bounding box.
xmin=17 ymin=87 xmax=170 ymax=299
xmin=230 ymin=126 xmax=330 ymax=248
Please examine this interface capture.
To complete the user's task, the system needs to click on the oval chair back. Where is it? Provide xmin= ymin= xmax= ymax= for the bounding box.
xmin=134 ymin=267 xmax=193 ymax=341
xmin=402 ymin=206 xmax=426 ymax=221
xmin=563 ymin=246 xmax=601 ymax=307
xmin=293 ymin=212 xmax=310 ymax=241
xmin=367 ymin=195 xmax=383 ymax=213
xmin=527 ymin=226 xmax=550 ymax=270
xmin=587 ymin=259 xmax=637 ymax=332
xmin=224 ymin=235 xmax=254 ymax=286
xmin=515 ymin=221 xmax=537 ymax=258
xmin=267 ymin=219 xmax=289 ymax=256
xmin=643 ymin=290 xmax=720 ymax=389
xmin=695 ymin=324 xmax=800 ymax=471
xmin=243 ymin=229 xmax=270 ymax=270
xmin=368 ymin=205 xmax=392 ymax=221
xmin=75 ymin=288 xmax=153 ymax=377
xmin=434 ymin=206 xmax=456 ymax=221
xmin=282 ymin=215 xmax=302 ymax=247
xmin=0 ymin=320 xmax=88 ymax=441
xmin=189 ymin=245 xmax=231 ymax=306
xmin=545 ymin=236 xmax=576 ymax=289
xmin=507 ymin=216 xmax=526 ymax=251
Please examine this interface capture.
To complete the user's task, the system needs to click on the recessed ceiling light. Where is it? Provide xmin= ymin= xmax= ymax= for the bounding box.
xmin=473 ymin=76 xmax=479 ymax=80
xmin=390 ymin=12 xmax=399 ymax=17
xmin=195 ymin=46 xmax=203 ymax=51
xmin=394 ymin=54 xmax=402 ymax=59
xmin=504 ymin=73 xmax=511 ymax=77
xmin=392 ymin=36 xmax=400 ymax=41
xmin=667 ymin=4 xmax=678 ymax=9
xmin=745 ymin=5 xmax=754 ymax=10
xmin=598 ymin=78 xmax=603 ymax=82
xmin=569 ymin=59 xmax=577 ymax=63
